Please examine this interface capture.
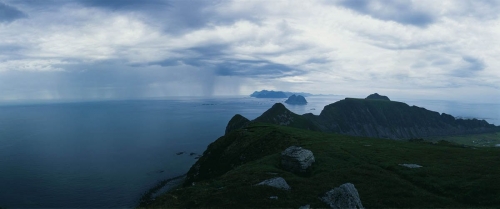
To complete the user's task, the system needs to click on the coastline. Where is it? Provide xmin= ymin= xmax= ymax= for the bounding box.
xmin=138 ymin=174 xmax=187 ymax=207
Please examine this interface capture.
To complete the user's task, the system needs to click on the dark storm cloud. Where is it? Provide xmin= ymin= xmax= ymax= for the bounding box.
xmin=214 ymin=60 xmax=304 ymax=78
xmin=0 ymin=44 xmax=24 ymax=55
xmin=150 ymin=58 xmax=303 ymax=79
xmin=75 ymin=0 xmax=239 ymax=35
xmin=449 ymin=56 xmax=485 ymax=78
xmin=461 ymin=56 xmax=485 ymax=72
xmin=338 ymin=0 xmax=434 ymax=27
xmin=147 ymin=43 xmax=306 ymax=79
xmin=75 ymin=0 xmax=170 ymax=10
xmin=0 ymin=1 xmax=26 ymax=23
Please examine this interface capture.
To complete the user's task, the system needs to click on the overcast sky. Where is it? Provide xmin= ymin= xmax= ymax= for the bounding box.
xmin=1 ymin=0 xmax=499 ymax=102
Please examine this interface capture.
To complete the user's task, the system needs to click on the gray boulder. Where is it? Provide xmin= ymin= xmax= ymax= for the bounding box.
xmin=399 ymin=163 xmax=422 ymax=168
xmin=256 ymin=177 xmax=291 ymax=190
xmin=321 ymin=183 xmax=364 ymax=209
xmin=281 ymin=146 xmax=315 ymax=173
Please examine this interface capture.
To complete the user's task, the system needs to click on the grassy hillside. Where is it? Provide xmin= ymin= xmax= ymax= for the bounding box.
xmin=146 ymin=124 xmax=500 ymax=208
xmin=429 ymin=132 xmax=500 ymax=147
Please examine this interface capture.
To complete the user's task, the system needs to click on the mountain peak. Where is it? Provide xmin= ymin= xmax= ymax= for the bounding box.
xmin=225 ymin=114 xmax=250 ymax=134
xmin=366 ymin=93 xmax=390 ymax=101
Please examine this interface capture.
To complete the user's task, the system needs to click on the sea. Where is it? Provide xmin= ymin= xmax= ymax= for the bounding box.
xmin=0 ymin=95 xmax=499 ymax=208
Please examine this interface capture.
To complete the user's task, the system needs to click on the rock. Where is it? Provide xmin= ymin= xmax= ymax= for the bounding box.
xmin=299 ymin=204 xmax=310 ymax=209
xmin=176 ymin=152 xmax=184 ymax=155
xmin=281 ymin=146 xmax=315 ymax=173
xmin=399 ymin=163 xmax=422 ymax=168
xmin=256 ymin=177 xmax=291 ymax=190
xmin=285 ymin=94 xmax=308 ymax=105
xmin=495 ymin=144 xmax=500 ymax=147
xmin=365 ymin=93 xmax=390 ymax=101
xmin=321 ymin=183 xmax=364 ymax=209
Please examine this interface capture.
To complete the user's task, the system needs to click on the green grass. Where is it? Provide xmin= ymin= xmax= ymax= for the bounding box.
xmin=146 ymin=124 xmax=500 ymax=208
xmin=428 ymin=132 xmax=500 ymax=147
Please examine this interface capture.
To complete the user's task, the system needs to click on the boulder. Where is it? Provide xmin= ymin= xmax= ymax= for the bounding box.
xmin=255 ymin=177 xmax=291 ymax=190
xmin=321 ymin=183 xmax=364 ymax=209
xmin=281 ymin=146 xmax=315 ymax=173
xmin=299 ymin=204 xmax=310 ymax=209
xmin=399 ymin=163 xmax=422 ymax=168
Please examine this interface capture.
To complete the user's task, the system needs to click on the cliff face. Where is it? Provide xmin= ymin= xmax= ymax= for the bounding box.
xmin=226 ymin=96 xmax=499 ymax=140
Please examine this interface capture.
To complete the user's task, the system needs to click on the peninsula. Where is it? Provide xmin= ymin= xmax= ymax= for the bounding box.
xmin=144 ymin=94 xmax=500 ymax=208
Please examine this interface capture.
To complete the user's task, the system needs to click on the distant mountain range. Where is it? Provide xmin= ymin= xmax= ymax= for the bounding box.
xmin=228 ymin=93 xmax=499 ymax=139
xmin=250 ymin=90 xmax=313 ymax=98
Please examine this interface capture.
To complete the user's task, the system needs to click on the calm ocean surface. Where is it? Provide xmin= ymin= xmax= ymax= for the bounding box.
xmin=0 ymin=96 xmax=498 ymax=208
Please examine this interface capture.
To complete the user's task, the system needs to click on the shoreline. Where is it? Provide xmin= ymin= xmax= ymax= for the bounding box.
xmin=138 ymin=174 xmax=187 ymax=207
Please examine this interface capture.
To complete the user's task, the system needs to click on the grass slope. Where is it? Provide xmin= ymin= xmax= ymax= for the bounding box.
xmin=148 ymin=124 xmax=500 ymax=208
xmin=429 ymin=132 xmax=500 ymax=147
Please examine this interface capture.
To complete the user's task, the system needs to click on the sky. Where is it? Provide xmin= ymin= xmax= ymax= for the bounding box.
xmin=1 ymin=0 xmax=500 ymax=102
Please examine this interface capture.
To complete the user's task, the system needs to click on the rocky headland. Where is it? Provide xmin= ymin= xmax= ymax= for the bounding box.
xmin=144 ymin=94 xmax=500 ymax=208
xmin=229 ymin=94 xmax=499 ymax=140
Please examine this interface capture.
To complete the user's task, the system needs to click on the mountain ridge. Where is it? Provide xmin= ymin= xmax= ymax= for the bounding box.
xmin=227 ymin=95 xmax=499 ymax=140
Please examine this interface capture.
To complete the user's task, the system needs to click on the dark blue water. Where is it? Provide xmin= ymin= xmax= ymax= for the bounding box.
xmin=0 ymin=96 xmax=498 ymax=208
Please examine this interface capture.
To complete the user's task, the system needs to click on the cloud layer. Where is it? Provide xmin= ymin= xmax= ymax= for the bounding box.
xmin=0 ymin=0 xmax=499 ymax=102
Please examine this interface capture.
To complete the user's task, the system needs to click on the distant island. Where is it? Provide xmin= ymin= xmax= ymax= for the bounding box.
xmin=285 ymin=94 xmax=307 ymax=105
xmin=250 ymin=90 xmax=313 ymax=98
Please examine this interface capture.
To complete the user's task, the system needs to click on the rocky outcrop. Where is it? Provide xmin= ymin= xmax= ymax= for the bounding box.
xmin=366 ymin=93 xmax=390 ymax=101
xmin=281 ymin=146 xmax=315 ymax=173
xmin=255 ymin=177 xmax=291 ymax=190
xmin=321 ymin=183 xmax=364 ymax=209
xmin=285 ymin=94 xmax=308 ymax=105
xmin=254 ymin=103 xmax=321 ymax=131
xmin=225 ymin=114 xmax=250 ymax=134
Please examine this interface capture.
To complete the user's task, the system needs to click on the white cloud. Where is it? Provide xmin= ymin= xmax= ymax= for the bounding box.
xmin=0 ymin=0 xmax=499 ymax=101
xmin=0 ymin=59 xmax=68 ymax=72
